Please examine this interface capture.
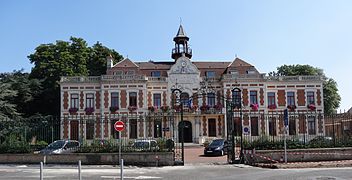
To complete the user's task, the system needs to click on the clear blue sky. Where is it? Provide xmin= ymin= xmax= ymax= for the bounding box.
xmin=0 ymin=0 xmax=351 ymax=111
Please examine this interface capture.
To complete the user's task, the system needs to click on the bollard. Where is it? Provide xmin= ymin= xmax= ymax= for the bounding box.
xmin=120 ymin=159 xmax=124 ymax=180
xmin=78 ymin=160 xmax=82 ymax=180
xmin=40 ymin=162 xmax=43 ymax=180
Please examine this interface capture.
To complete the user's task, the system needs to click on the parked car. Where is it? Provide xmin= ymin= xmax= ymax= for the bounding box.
xmin=132 ymin=139 xmax=159 ymax=151
xmin=39 ymin=140 xmax=80 ymax=155
xmin=204 ymin=139 xmax=228 ymax=156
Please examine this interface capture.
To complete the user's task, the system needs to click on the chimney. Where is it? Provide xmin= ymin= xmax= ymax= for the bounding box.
xmin=107 ymin=54 xmax=114 ymax=68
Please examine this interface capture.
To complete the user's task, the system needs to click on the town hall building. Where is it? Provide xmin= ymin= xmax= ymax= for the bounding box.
xmin=60 ymin=25 xmax=325 ymax=144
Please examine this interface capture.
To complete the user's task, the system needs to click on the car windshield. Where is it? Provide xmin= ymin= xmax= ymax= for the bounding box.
xmin=209 ymin=139 xmax=224 ymax=146
xmin=134 ymin=141 xmax=149 ymax=148
xmin=46 ymin=140 xmax=66 ymax=149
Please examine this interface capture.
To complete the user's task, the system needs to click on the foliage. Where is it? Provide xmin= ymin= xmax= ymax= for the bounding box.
xmin=269 ymin=64 xmax=340 ymax=115
xmin=0 ymin=83 xmax=18 ymax=119
xmin=0 ymin=133 xmax=31 ymax=153
xmin=0 ymin=70 xmax=42 ymax=118
xmin=28 ymin=37 xmax=123 ymax=116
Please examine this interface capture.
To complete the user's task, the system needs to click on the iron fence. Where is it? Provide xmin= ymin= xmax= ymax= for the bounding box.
xmin=1 ymin=112 xmax=352 ymax=153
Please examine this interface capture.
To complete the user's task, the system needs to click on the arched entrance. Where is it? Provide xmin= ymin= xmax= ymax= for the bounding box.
xmin=179 ymin=121 xmax=192 ymax=143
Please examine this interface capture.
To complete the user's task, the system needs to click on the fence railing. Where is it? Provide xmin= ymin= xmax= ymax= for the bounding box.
xmin=1 ymin=112 xmax=352 ymax=153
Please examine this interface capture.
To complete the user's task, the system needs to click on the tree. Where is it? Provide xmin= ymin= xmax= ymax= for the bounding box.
xmin=28 ymin=37 xmax=123 ymax=116
xmin=0 ymin=82 xmax=18 ymax=119
xmin=269 ymin=64 xmax=341 ymax=115
xmin=0 ymin=70 xmax=42 ymax=117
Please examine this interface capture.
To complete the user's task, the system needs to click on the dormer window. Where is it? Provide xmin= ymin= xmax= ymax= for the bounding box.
xmin=205 ymin=71 xmax=215 ymax=78
xmin=151 ymin=71 xmax=161 ymax=77
xmin=114 ymin=71 xmax=123 ymax=75
xmin=126 ymin=70 xmax=135 ymax=75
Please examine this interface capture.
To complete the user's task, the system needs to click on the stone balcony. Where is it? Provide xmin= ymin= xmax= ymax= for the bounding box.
xmin=60 ymin=75 xmax=147 ymax=83
xmin=264 ymin=75 xmax=323 ymax=82
xmin=147 ymin=76 xmax=167 ymax=82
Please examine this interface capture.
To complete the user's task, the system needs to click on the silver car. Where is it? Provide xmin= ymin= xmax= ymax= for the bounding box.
xmin=39 ymin=140 xmax=80 ymax=155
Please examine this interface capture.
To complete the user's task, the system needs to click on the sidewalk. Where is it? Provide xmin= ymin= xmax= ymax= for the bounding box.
xmin=256 ymin=160 xmax=352 ymax=169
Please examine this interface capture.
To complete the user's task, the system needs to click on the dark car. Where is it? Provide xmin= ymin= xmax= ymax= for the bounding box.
xmin=204 ymin=139 xmax=228 ymax=156
xmin=39 ymin=140 xmax=80 ymax=155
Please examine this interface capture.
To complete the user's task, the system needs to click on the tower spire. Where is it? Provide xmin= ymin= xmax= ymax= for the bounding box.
xmin=171 ymin=24 xmax=192 ymax=60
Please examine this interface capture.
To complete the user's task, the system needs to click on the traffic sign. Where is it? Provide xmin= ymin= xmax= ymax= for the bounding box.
xmin=114 ymin=121 xmax=125 ymax=132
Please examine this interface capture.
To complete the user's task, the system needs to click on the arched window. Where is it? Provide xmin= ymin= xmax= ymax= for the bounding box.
xmin=180 ymin=92 xmax=189 ymax=106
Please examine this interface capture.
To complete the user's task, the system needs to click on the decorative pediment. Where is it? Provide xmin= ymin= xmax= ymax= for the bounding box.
xmin=168 ymin=56 xmax=200 ymax=75
xmin=113 ymin=58 xmax=139 ymax=68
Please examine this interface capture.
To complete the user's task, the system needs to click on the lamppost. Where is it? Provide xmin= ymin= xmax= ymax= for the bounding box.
xmin=171 ymin=87 xmax=184 ymax=165
xmin=232 ymin=87 xmax=243 ymax=163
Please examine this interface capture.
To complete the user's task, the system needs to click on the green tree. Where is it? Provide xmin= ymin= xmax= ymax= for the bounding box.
xmin=28 ymin=37 xmax=123 ymax=116
xmin=0 ymin=82 xmax=18 ymax=119
xmin=269 ymin=64 xmax=341 ymax=115
xmin=0 ymin=70 xmax=42 ymax=117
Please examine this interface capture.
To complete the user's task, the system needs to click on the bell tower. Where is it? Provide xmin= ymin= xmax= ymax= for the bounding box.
xmin=171 ymin=25 xmax=192 ymax=60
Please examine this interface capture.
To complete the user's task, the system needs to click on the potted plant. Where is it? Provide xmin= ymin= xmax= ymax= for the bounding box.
xmin=128 ymin=106 xmax=137 ymax=112
xmin=307 ymin=104 xmax=316 ymax=111
xmin=148 ymin=106 xmax=155 ymax=112
xmin=250 ymin=104 xmax=259 ymax=111
xmin=161 ymin=105 xmax=169 ymax=113
xmin=268 ymin=104 xmax=277 ymax=110
xmin=174 ymin=105 xmax=182 ymax=112
xmin=200 ymin=105 xmax=210 ymax=112
xmin=287 ymin=105 xmax=296 ymax=111
xmin=109 ymin=106 xmax=119 ymax=113
xmin=84 ymin=107 xmax=94 ymax=115
xmin=69 ymin=107 xmax=78 ymax=114
xmin=214 ymin=104 xmax=223 ymax=111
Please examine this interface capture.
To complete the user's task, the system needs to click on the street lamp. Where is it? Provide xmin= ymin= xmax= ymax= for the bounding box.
xmin=232 ymin=87 xmax=243 ymax=163
xmin=171 ymin=87 xmax=184 ymax=165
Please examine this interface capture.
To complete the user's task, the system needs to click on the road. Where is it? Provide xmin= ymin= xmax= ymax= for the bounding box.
xmin=1 ymin=146 xmax=352 ymax=179
xmin=1 ymin=164 xmax=352 ymax=180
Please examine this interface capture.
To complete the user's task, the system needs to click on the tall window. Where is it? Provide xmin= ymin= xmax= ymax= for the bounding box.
xmin=151 ymin=71 xmax=161 ymax=77
xmin=251 ymin=117 xmax=259 ymax=136
xmin=207 ymin=93 xmax=216 ymax=107
xmin=180 ymin=93 xmax=189 ymax=106
xmin=308 ymin=117 xmax=316 ymax=135
xmin=86 ymin=93 xmax=94 ymax=108
xmin=153 ymin=93 xmax=161 ymax=108
xmin=86 ymin=119 xmax=94 ymax=140
xmin=307 ymin=91 xmax=315 ymax=105
xmin=250 ymin=91 xmax=258 ymax=105
xmin=287 ymin=92 xmax=295 ymax=106
xmin=70 ymin=93 xmax=79 ymax=108
xmin=111 ymin=92 xmax=119 ymax=108
xmin=234 ymin=117 xmax=241 ymax=136
xmin=208 ymin=119 xmax=216 ymax=137
xmin=205 ymin=71 xmax=215 ymax=78
xmin=289 ymin=118 xmax=296 ymax=135
xmin=154 ymin=119 xmax=162 ymax=138
xmin=129 ymin=119 xmax=137 ymax=139
xmin=268 ymin=117 xmax=276 ymax=136
xmin=267 ymin=92 xmax=276 ymax=106
xmin=110 ymin=119 xmax=120 ymax=139
xmin=232 ymin=90 xmax=241 ymax=108
xmin=129 ymin=92 xmax=137 ymax=107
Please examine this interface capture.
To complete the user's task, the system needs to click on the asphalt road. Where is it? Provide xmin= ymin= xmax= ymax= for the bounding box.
xmin=1 ymin=164 xmax=352 ymax=180
xmin=1 ymin=146 xmax=351 ymax=179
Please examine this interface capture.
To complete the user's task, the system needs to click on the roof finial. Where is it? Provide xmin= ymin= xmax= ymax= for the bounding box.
xmin=235 ymin=54 xmax=237 ymax=58
xmin=180 ymin=17 xmax=182 ymax=26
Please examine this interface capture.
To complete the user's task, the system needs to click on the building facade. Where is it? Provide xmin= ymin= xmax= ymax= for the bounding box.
xmin=60 ymin=25 xmax=324 ymax=143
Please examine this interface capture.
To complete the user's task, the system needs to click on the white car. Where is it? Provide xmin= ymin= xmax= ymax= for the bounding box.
xmin=132 ymin=139 xmax=159 ymax=151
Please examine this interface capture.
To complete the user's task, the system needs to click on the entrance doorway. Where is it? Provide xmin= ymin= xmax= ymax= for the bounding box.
xmin=179 ymin=121 xmax=192 ymax=143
